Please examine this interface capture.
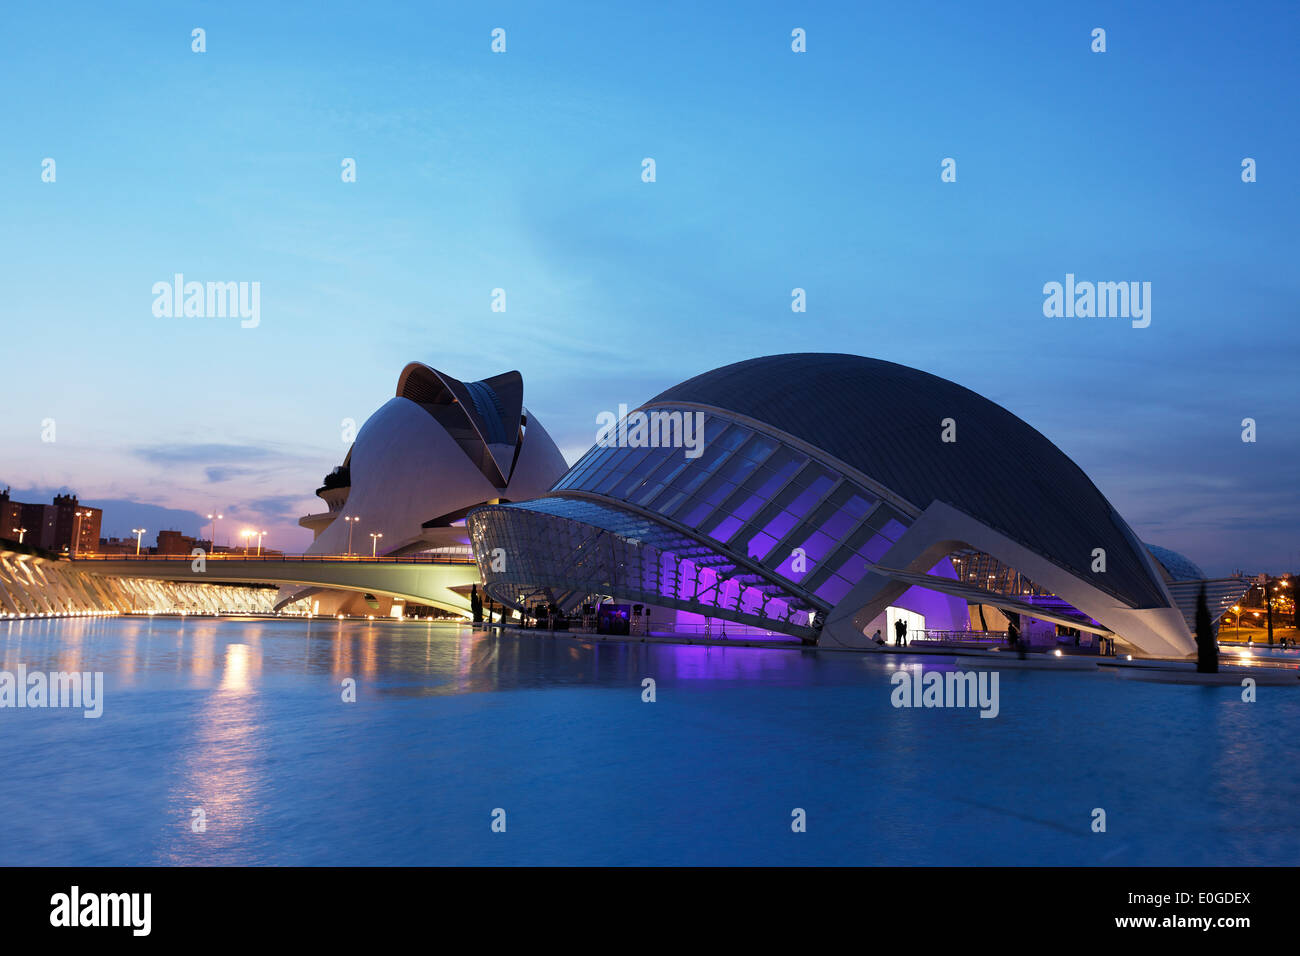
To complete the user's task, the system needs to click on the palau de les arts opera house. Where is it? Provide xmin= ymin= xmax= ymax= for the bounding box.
xmin=289 ymin=353 xmax=1244 ymax=659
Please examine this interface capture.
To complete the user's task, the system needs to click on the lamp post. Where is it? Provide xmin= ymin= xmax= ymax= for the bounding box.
xmin=343 ymin=515 xmax=359 ymax=556
xmin=206 ymin=513 xmax=223 ymax=554
xmin=72 ymin=509 xmax=92 ymax=557
xmin=1266 ymin=577 xmax=1288 ymax=647
xmin=255 ymin=530 xmax=266 ymax=556
xmin=17 ymin=527 xmax=26 ymax=545
xmin=370 ymin=532 xmax=383 ymax=557
xmin=132 ymin=528 xmax=146 ymax=555
xmin=241 ymin=529 xmax=254 ymax=555
xmin=1232 ymin=605 xmax=1240 ymax=643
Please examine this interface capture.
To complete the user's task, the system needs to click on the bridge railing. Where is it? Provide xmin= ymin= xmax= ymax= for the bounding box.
xmin=68 ymin=552 xmax=478 ymax=565
xmin=909 ymin=629 xmax=1009 ymax=644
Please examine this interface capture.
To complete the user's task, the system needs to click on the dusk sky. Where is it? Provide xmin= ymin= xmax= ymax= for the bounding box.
xmin=1 ymin=1 xmax=1296 ymax=575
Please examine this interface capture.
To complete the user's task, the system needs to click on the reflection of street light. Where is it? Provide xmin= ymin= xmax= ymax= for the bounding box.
xmin=343 ymin=515 xmax=360 ymax=555
xmin=206 ymin=513 xmax=223 ymax=553
xmin=132 ymin=528 xmax=146 ymax=555
xmin=369 ymin=532 xmax=383 ymax=557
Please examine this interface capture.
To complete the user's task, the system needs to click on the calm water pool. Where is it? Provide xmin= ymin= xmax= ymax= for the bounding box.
xmin=1 ymin=616 xmax=1296 ymax=866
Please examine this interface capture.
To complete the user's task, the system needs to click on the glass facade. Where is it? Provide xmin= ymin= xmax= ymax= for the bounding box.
xmin=469 ymin=496 xmax=813 ymax=634
xmin=549 ymin=407 xmax=915 ymax=614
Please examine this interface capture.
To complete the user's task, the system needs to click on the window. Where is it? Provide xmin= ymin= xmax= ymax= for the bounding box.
xmin=816 ymin=575 xmax=854 ymax=605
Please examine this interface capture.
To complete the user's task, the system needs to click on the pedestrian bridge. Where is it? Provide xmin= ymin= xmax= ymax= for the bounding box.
xmin=71 ymin=553 xmax=482 ymax=616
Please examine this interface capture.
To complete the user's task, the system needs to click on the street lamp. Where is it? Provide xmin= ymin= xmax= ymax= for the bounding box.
xmin=206 ymin=513 xmax=223 ymax=554
xmin=343 ymin=515 xmax=360 ymax=556
xmin=72 ymin=509 xmax=92 ymax=557
xmin=1232 ymin=605 xmax=1240 ymax=642
xmin=255 ymin=530 xmax=266 ymax=556
xmin=132 ymin=528 xmax=146 ymax=555
xmin=241 ymin=529 xmax=254 ymax=554
xmin=369 ymin=532 xmax=383 ymax=557
xmin=17 ymin=527 xmax=26 ymax=545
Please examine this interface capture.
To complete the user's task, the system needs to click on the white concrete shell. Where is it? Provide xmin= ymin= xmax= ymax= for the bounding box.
xmin=282 ymin=364 xmax=568 ymax=614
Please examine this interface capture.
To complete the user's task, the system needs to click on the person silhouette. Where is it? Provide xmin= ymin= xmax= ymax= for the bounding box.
xmin=894 ymin=617 xmax=907 ymax=647
xmin=872 ymin=628 xmax=885 ymax=646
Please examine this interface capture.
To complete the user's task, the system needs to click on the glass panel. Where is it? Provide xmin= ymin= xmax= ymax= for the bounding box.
xmin=675 ymin=443 xmax=733 ymax=494
xmin=815 ymin=575 xmax=853 ymax=605
xmin=611 ymin=446 xmax=677 ymax=499
xmin=788 ymin=463 xmax=834 ymax=491
xmin=698 ymin=473 xmax=737 ymax=508
xmin=760 ymin=510 xmax=798 ymax=542
xmin=786 ymin=473 xmax=835 ymax=518
xmin=881 ymin=519 xmax=908 ymax=542
xmin=842 ymin=491 xmax=876 ymax=520
xmin=702 ymin=415 xmax=730 ymax=444
xmin=819 ymin=506 xmax=861 ymax=543
xmin=591 ymin=447 xmax=655 ymax=495
xmin=858 ymin=534 xmax=892 ymax=564
xmin=745 ymin=531 xmax=778 ymax=563
xmin=751 ymin=448 xmax=803 ymax=499
xmin=575 ymin=448 xmax=624 ymax=491
xmin=794 ymin=529 xmax=835 ymax=565
xmin=641 ymin=455 xmax=693 ymax=498
xmin=735 ymin=433 xmax=778 ymax=465
xmin=716 ymin=488 xmax=765 ymax=525
xmin=707 ymin=514 xmax=744 ymax=544
xmin=562 ymin=447 xmax=611 ymax=489
xmin=800 ymin=561 xmax=836 ymax=594
xmin=652 ymin=489 xmax=687 ymax=516
xmin=773 ymin=547 xmax=810 ymax=583
xmin=630 ymin=481 xmax=667 ymax=507
xmin=827 ymin=551 xmax=863 ymax=584
xmin=679 ymin=498 xmax=715 ymax=528
xmin=715 ymin=424 xmax=750 ymax=452
xmin=803 ymin=485 xmax=851 ymax=534
xmin=716 ymin=452 xmax=757 ymax=485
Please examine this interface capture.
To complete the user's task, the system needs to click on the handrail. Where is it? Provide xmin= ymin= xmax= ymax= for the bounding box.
xmin=67 ymin=553 xmax=477 ymax=565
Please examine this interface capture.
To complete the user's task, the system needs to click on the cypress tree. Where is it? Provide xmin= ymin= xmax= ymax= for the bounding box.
xmin=1195 ymin=583 xmax=1217 ymax=674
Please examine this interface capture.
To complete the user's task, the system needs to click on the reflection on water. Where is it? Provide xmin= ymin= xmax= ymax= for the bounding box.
xmin=160 ymin=639 xmax=266 ymax=864
xmin=1 ymin=616 xmax=1299 ymax=866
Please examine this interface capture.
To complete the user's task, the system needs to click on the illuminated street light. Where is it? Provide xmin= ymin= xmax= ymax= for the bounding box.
xmin=370 ymin=532 xmax=383 ymax=557
xmin=132 ymin=528 xmax=146 ymax=555
xmin=17 ymin=527 xmax=26 ymax=545
xmin=343 ymin=515 xmax=360 ymax=556
xmin=254 ymin=530 xmax=266 ymax=556
xmin=72 ymin=509 xmax=93 ymax=558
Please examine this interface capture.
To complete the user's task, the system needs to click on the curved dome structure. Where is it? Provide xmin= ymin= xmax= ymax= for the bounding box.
xmin=284 ymin=364 xmax=568 ymax=615
xmin=1145 ymin=543 xmax=1206 ymax=583
xmin=649 ymin=354 xmax=1166 ymax=609
xmin=468 ymin=353 xmax=1212 ymax=658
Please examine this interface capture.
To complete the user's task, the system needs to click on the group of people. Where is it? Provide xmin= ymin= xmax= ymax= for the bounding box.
xmin=871 ymin=618 xmax=911 ymax=646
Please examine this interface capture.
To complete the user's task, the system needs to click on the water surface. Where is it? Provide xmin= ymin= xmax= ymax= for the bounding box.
xmin=1 ymin=616 xmax=1296 ymax=865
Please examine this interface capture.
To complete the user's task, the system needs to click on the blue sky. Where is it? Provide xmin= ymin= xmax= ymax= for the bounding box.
xmin=1 ymin=1 xmax=1296 ymax=574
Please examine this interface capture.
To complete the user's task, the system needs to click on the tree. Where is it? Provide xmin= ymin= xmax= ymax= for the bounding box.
xmin=1195 ymin=583 xmax=1217 ymax=674
xmin=470 ymin=583 xmax=483 ymax=624
xmin=1265 ymin=576 xmax=1275 ymax=646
